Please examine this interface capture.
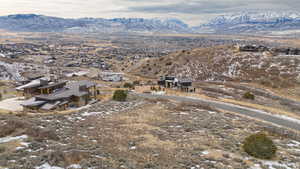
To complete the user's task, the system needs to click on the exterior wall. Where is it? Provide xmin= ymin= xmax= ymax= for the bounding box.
xmin=57 ymin=103 xmax=68 ymax=111
xmin=76 ymin=96 xmax=88 ymax=107
xmin=40 ymin=83 xmax=66 ymax=95
xmin=23 ymin=88 xmax=41 ymax=99
xmin=70 ymin=95 xmax=88 ymax=107
xmin=88 ymin=86 xmax=97 ymax=99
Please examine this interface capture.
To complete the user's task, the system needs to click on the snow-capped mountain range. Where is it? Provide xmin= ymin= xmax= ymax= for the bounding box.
xmin=208 ymin=11 xmax=300 ymax=25
xmin=1 ymin=11 xmax=300 ymax=34
xmin=195 ymin=11 xmax=300 ymax=34
xmin=0 ymin=14 xmax=190 ymax=33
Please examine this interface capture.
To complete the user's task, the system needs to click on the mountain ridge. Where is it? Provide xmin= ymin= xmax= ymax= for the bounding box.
xmin=2 ymin=12 xmax=300 ymax=34
xmin=0 ymin=14 xmax=190 ymax=33
xmin=195 ymin=11 xmax=300 ymax=34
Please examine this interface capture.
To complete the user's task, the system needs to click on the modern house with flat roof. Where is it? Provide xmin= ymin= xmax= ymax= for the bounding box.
xmin=16 ymin=78 xmax=50 ymax=98
xmin=20 ymin=80 xmax=97 ymax=111
xmin=158 ymin=75 xmax=195 ymax=92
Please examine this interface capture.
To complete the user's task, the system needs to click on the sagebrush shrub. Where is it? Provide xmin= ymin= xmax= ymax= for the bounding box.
xmin=123 ymin=83 xmax=134 ymax=89
xmin=243 ymin=133 xmax=277 ymax=159
xmin=113 ymin=90 xmax=128 ymax=101
xmin=243 ymin=92 xmax=255 ymax=100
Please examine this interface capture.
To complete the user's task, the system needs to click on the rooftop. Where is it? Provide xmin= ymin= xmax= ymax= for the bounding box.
xmin=36 ymin=80 xmax=96 ymax=101
xmin=38 ymin=81 xmax=67 ymax=89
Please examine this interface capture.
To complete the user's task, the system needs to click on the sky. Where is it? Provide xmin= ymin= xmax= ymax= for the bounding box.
xmin=0 ymin=0 xmax=299 ymax=26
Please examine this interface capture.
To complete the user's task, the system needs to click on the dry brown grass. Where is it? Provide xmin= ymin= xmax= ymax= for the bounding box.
xmin=138 ymin=133 xmax=176 ymax=149
xmin=83 ymin=100 xmax=232 ymax=168
xmin=0 ymin=119 xmax=28 ymax=137
xmin=89 ymin=103 xmax=192 ymax=168
xmin=0 ymin=118 xmax=59 ymax=141
xmin=247 ymin=83 xmax=300 ymax=101
xmin=26 ymin=127 xmax=59 ymax=141
xmin=165 ymin=88 xmax=213 ymax=100
xmin=0 ymin=109 xmax=12 ymax=114
xmin=174 ymin=101 xmax=218 ymax=112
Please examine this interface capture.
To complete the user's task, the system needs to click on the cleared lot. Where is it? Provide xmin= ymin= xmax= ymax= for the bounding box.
xmin=0 ymin=97 xmax=24 ymax=111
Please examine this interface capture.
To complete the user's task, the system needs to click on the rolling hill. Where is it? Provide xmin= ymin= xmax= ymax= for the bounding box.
xmin=131 ymin=45 xmax=300 ymax=88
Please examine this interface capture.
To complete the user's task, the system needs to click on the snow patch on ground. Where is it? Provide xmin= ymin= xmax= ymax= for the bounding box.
xmin=71 ymin=104 xmax=91 ymax=111
xmin=262 ymin=160 xmax=297 ymax=169
xmin=287 ymin=140 xmax=300 ymax=147
xmin=16 ymin=142 xmax=31 ymax=150
xmin=35 ymin=163 xmax=64 ymax=169
xmin=151 ymin=91 xmax=166 ymax=95
xmin=82 ymin=111 xmax=104 ymax=117
xmin=201 ymin=151 xmax=210 ymax=155
xmin=0 ymin=135 xmax=28 ymax=144
xmin=208 ymin=111 xmax=216 ymax=114
xmin=67 ymin=164 xmax=82 ymax=169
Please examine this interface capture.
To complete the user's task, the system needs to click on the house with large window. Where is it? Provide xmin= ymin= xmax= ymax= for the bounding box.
xmin=158 ymin=75 xmax=195 ymax=92
xmin=19 ymin=80 xmax=97 ymax=111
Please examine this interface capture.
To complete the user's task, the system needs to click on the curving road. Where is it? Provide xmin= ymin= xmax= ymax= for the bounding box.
xmin=133 ymin=93 xmax=300 ymax=132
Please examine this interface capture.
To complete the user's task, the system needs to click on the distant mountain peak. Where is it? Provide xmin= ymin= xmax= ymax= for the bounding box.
xmin=7 ymin=14 xmax=41 ymax=19
xmin=0 ymin=14 xmax=190 ymax=33
xmin=195 ymin=10 xmax=300 ymax=35
xmin=207 ymin=11 xmax=300 ymax=26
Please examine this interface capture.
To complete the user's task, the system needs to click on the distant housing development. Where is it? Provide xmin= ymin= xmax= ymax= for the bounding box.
xmin=237 ymin=44 xmax=300 ymax=55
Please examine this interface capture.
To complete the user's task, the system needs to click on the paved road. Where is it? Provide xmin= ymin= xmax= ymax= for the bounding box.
xmin=133 ymin=93 xmax=300 ymax=132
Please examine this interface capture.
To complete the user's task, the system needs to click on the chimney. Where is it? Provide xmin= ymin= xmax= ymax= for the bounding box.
xmin=40 ymin=79 xmax=48 ymax=86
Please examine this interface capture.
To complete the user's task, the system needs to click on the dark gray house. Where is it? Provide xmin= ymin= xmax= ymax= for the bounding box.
xmin=21 ymin=80 xmax=97 ymax=111
xmin=158 ymin=75 xmax=195 ymax=92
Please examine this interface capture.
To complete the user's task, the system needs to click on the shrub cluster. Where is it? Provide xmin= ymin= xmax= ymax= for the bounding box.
xmin=0 ymin=119 xmax=59 ymax=141
xmin=123 ymin=82 xmax=134 ymax=89
xmin=150 ymin=86 xmax=162 ymax=91
xmin=0 ymin=146 xmax=6 ymax=153
xmin=133 ymin=80 xmax=140 ymax=86
xmin=243 ymin=91 xmax=255 ymax=100
xmin=113 ymin=90 xmax=128 ymax=102
xmin=243 ymin=133 xmax=277 ymax=159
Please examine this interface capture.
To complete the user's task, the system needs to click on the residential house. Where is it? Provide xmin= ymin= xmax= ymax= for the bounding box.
xmin=237 ymin=45 xmax=269 ymax=52
xmin=158 ymin=75 xmax=195 ymax=92
xmin=100 ymin=72 xmax=124 ymax=82
xmin=20 ymin=80 xmax=97 ymax=111
xmin=16 ymin=78 xmax=50 ymax=98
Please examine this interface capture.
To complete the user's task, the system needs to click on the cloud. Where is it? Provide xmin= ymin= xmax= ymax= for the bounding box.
xmin=125 ymin=0 xmax=300 ymax=14
xmin=121 ymin=0 xmax=300 ymax=25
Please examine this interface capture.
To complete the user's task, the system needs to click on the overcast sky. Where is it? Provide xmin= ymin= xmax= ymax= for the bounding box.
xmin=0 ymin=0 xmax=299 ymax=26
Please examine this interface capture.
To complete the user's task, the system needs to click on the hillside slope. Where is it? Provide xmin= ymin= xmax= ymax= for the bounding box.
xmin=132 ymin=46 xmax=300 ymax=87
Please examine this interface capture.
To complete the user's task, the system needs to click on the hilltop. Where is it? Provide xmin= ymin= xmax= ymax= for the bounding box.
xmin=131 ymin=45 xmax=300 ymax=88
